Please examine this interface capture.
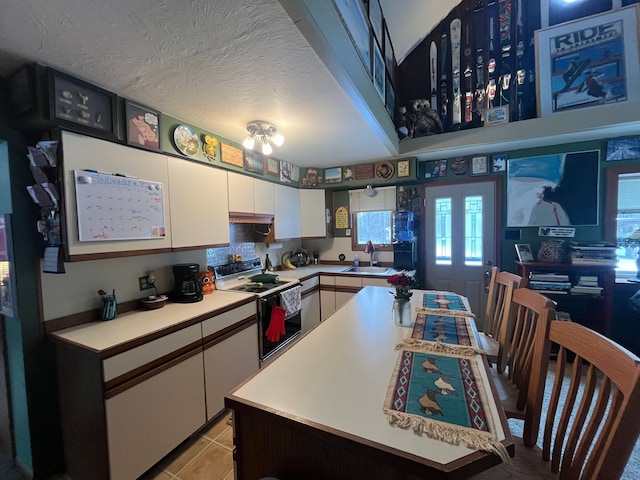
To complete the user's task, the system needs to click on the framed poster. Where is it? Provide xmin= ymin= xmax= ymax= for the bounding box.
xmin=265 ymin=157 xmax=279 ymax=176
xmin=220 ymin=143 xmax=244 ymax=167
xmin=244 ymin=150 xmax=264 ymax=174
xmin=373 ymin=42 xmax=385 ymax=101
xmin=48 ymin=68 xmax=118 ymax=140
xmin=125 ymin=101 xmax=161 ymax=152
xmin=507 ymin=151 xmax=599 ymax=227
xmin=535 ymin=5 xmax=640 ymax=117
xmin=606 ymin=137 xmax=640 ymax=161
xmin=333 ymin=0 xmax=371 ymax=73
xmin=368 ymin=0 xmax=383 ymax=47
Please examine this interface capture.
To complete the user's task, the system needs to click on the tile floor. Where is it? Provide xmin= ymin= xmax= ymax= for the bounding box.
xmin=139 ymin=411 xmax=234 ymax=480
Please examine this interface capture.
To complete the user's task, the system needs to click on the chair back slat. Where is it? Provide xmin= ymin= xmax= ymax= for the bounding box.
xmin=526 ymin=320 xmax=640 ymax=479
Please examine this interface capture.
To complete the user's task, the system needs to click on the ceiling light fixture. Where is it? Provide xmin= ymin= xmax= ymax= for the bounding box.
xmin=364 ymin=185 xmax=377 ymax=197
xmin=242 ymin=120 xmax=284 ymax=156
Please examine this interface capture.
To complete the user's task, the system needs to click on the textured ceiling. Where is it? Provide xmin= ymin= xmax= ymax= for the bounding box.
xmin=0 ymin=0 xmax=455 ymax=168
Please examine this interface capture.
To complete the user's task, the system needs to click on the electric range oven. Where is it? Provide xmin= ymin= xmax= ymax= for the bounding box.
xmin=212 ymin=259 xmax=302 ymax=362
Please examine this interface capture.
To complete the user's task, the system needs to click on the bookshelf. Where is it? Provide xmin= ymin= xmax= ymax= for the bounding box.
xmin=516 ymin=261 xmax=615 ymax=337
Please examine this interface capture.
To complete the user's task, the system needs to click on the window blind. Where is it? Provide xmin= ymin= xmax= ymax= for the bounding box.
xmin=349 ymin=186 xmax=396 ymax=212
xmin=618 ymin=174 xmax=640 ymax=214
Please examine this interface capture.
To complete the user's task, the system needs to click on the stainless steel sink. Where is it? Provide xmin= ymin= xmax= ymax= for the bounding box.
xmin=342 ymin=266 xmax=393 ymax=274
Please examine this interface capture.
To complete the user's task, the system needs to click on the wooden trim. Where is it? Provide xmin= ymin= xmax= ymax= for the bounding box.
xmin=334 ymin=285 xmax=361 ymax=295
xmin=172 ymin=243 xmax=229 ymax=252
xmin=301 ymin=285 xmax=320 ymax=298
xmin=203 ymin=315 xmax=257 ymax=349
xmin=104 ymin=346 xmax=203 ymax=399
xmin=67 ymin=247 xmax=173 ymax=262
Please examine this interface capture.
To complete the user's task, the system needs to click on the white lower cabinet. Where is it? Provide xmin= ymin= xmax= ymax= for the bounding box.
xmin=320 ymin=275 xmax=336 ymax=321
xmin=203 ymin=322 xmax=259 ymax=420
xmin=106 ymin=351 xmax=206 ymax=480
xmin=301 ymin=277 xmax=321 ymax=333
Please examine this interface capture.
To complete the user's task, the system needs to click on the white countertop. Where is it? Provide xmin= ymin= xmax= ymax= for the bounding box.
xmin=49 ymin=290 xmax=255 ymax=354
xmin=229 ymin=286 xmax=506 ymax=465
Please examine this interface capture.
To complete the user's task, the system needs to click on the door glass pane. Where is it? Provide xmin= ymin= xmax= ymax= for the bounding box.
xmin=465 ymin=196 xmax=483 ymax=266
xmin=435 ymin=198 xmax=451 ymax=265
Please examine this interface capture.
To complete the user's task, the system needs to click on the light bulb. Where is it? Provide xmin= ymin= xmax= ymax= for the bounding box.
xmin=262 ymin=142 xmax=273 ymax=155
xmin=272 ymin=133 xmax=284 ymax=147
xmin=242 ymin=135 xmax=255 ymax=150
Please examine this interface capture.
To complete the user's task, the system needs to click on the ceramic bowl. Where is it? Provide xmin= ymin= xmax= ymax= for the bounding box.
xmin=141 ymin=295 xmax=168 ymax=310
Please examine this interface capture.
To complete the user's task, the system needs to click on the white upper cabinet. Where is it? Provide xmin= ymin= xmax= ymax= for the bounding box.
xmin=168 ymin=157 xmax=229 ymax=248
xmin=61 ymin=131 xmax=173 ymax=258
xmin=299 ymin=189 xmax=327 ymax=238
xmin=253 ymin=178 xmax=275 ymax=216
xmin=273 ymin=183 xmax=301 ymax=240
xmin=227 ymin=171 xmax=254 ymax=214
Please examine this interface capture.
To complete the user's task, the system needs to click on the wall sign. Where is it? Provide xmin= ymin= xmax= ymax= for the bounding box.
xmin=335 ymin=206 xmax=349 ymax=229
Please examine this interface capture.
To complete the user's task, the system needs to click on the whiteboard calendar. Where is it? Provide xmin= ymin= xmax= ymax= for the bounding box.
xmin=74 ymin=170 xmax=166 ymax=241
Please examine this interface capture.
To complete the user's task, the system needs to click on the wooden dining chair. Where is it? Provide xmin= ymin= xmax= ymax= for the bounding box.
xmin=478 ymin=266 xmax=526 ymax=373
xmin=490 ymin=287 xmax=556 ymax=419
xmin=472 ymin=320 xmax=640 ymax=479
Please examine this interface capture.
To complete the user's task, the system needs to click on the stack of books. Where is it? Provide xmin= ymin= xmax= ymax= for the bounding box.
xmin=528 ymin=272 xmax=572 ymax=295
xmin=569 ymin=275 xmax=604 ymax=295
xmin=568 ymin=241 xmax=618 ymax=266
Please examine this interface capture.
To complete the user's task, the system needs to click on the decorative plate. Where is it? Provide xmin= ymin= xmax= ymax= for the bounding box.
xmin=375 ymin=160 xmax=394 ymax=180
xmin=173 ymin=125 xmax=199 ymax=156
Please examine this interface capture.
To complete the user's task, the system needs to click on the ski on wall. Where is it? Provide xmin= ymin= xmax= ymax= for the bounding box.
xmin=498 ymin=0 xmax=513 ymax=113
xmin=486 ymin=0 xmax=498 ymax=110
xmin=450 ymin=18 xmax=462 ymax=126
xmin=440 ymin=30 xmax=449 ymax=130
xmin=473 ymin=1 xmax=486 ymax=124
xmin=463 ymin=17 xmax=474 ymax=123
xmin=430 ymin=41 xmax=438 ymax=114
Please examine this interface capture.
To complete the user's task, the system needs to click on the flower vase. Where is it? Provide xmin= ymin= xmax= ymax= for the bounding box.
xmin=393 ymin=298 xmax=412 ymax=327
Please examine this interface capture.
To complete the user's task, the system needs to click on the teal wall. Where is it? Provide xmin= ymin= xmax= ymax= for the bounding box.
xmin=0 ymin=81 xmax=64 ymax=477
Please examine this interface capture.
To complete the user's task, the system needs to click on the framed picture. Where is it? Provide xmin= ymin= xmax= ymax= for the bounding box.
xmin=265 ymin=157 xmax=279 ymax=176
xmin=368 ymin=0 xmax=383 ymax=48
xmin=373 ymin=42 xmax=385 ymax=101
xmin=451 ymin=157 xmax=468 ymax=175
xmin=0 ymin=215 xmax=18 ymax=318
xmin=535 ymin=5 xmax=640 ymax=117
xmin=471 ymin=155 xmax=489 ymax=176
xmin=220 ymin=143 xmax=244 ymax=167
xmin=485 ymin=105 xmax=509 ymax=126
xmin=48 ymin=67 xmax=118 ymax=140
xmin=125 ymin=101 xmax=161 ymax=152
xmin=244 ymin=150 xmax=264 ymax=174
xmin=429 ymin=159 xmax=448 ymax=178
xmin=355 ymin=163 xmax=374 ymax=180
xmin=507 ymin=150 xmax=599 ymax=227
xmin=333 ymin=0 xmax=371 ymax=73
xmin=325 ymin=167 xmax=342 ymax=184
xmin=606 ymin=137 xmax=640 ymax=161
xmin=397 ymin=160 xmax=410 ymax=178
xmin=515 ymin=243 xmax=534 ymax=262
xmin=492 ymin=154 xmax=507 ymax=172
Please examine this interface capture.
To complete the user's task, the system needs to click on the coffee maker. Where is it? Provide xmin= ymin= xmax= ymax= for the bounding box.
xmin=172 ymin=263 xmax=203 ymax=303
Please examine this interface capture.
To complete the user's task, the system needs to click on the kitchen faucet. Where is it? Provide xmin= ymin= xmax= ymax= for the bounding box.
xmin=364 ymin=240 xmax=376 ymax=266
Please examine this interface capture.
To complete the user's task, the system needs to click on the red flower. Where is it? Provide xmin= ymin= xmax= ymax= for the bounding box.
xmin=387 ymin=272 xmax=417 ymax=300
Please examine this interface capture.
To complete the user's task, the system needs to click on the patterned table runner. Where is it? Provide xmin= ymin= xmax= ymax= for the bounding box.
xmin=411 ymin=312 xmax=479 ymax=348
xmin=422 ymin=291 xmax=471 ymax=312
xmin=383 ymin=340 xmax=509 ymax=463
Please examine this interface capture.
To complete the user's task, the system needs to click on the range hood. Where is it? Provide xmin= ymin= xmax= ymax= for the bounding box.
xmin=228 ymin=212 xmax=274 ymax=225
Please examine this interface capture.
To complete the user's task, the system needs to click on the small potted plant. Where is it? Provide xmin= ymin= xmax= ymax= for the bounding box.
xmin=387 ymin=272 xmax=418 ymax=326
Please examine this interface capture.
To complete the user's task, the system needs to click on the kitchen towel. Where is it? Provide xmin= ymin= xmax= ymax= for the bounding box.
xmin=280 ymin=285 xmax=302 ymax=319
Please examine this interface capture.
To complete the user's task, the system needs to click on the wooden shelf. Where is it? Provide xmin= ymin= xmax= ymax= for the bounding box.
xmin=516 ymin=261 xmax=615 ymax=337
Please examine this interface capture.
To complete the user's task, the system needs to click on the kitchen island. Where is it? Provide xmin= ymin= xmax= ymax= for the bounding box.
xmin=225 ymin=286 xmax=513 ymax=480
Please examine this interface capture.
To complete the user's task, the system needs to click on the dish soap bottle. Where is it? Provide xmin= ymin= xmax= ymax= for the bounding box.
xmin=265 ymin=253 xmax=273 ymax=272
xmin=354 ymin=255 xmax=360 ymax=267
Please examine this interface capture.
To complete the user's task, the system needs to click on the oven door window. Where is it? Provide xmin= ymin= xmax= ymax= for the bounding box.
xmin=260 ymin=293 xmax=302 ymax=360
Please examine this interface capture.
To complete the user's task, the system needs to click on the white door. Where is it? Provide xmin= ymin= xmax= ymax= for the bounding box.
xmin=423 ymin=181 xmax=497 ymax=317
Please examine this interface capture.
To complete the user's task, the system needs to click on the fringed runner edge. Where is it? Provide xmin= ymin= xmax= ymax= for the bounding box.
xmin=395 ymin=338 xmax=485 ymax=356
xmin=414 ymin=307 xmax=477 ymax=319
xmin=382 ymin=409 xmax=511 ymax=464
xmin=384 ymin=342 xmax=511 ymax=465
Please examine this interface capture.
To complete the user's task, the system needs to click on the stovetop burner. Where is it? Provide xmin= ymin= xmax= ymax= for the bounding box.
xmin=230 ymin=281 xmax=286 ymax=293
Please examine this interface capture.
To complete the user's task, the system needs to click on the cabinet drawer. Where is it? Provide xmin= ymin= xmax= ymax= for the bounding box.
xmin=363 ymin=277 xmax=390 ymax=287
xmin=106 ymin=351 xmax=206 ymax=480
xmin=320 ymin=275 xmax=335 ymax=286
xmin=202 ymin=302 xmax=256 ymax=339
xmin=300 ymin=276 xmax=319 ymax=294
xmin=103 ymin=324 xmax=201 ymax=382
xmin=335 ymin=276 xmax=362 ymax=288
